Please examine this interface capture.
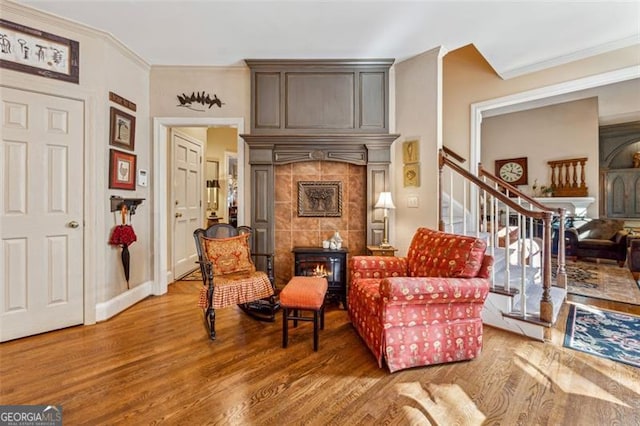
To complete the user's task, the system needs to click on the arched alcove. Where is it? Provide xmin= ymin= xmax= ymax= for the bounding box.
xmin=600 ymin=121 xmax=640 ymax=218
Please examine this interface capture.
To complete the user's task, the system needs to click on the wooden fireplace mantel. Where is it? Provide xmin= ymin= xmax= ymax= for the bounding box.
xmin=241 ymin=133 xmax=400 ymax=165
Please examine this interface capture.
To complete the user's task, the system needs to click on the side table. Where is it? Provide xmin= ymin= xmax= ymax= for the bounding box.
xmin=367 ymin=245 xmax=398 ymax=257
xmin=207 ymin=216 xmax=224 ymax=227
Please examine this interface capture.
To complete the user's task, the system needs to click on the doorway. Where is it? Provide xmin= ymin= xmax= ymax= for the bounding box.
xmin=224 ymin=151 xmax=238 ymax=227
xmin=152 ymin=117 xmax=245 ymax=295
xmin=170 ymin=129 xmax=204 ymax=280
xmin=1 ymin=87 xmax=85 ymax=341
xmin=470 ymin=66 xmax=640 ymax=313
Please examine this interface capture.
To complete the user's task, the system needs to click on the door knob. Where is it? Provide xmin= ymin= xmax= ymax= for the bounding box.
xmin=68 ymin=221 xmax=80 ymax=228
xmin=175 ymin=213 xmax=183 ymax=218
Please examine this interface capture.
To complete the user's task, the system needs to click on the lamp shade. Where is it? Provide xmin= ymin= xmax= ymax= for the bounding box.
xmin=375 ymin=192 xmax=395 ymax=209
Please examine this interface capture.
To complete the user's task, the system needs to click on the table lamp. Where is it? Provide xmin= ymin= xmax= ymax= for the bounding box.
xmin=375 ymin=192 xmax=395 ymax=247
xmin=206 ymin=179 xmax=220 ymax=210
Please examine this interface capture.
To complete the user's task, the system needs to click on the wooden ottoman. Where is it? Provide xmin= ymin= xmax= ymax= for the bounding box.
xmin=280 ymin=276 xmax=328 ymax=351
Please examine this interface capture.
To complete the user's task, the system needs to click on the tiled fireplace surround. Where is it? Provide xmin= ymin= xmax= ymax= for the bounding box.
xmin=274 ymin=161 xmax=367 ymax=286
xmin=242 ymin=134 xmax=398 ymax=289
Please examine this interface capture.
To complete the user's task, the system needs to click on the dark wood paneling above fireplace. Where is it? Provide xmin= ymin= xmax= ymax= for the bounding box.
xmin=246 ymin=59 xmax=393 ymax=134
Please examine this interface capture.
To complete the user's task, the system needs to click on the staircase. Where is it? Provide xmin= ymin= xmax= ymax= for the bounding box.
xmin=439 ymin=148 xmax=568 ymax=340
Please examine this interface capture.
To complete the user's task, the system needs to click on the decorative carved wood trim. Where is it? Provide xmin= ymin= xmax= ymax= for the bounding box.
xmin=547 ymin=157 xmax=588 ymax=197
xmin=241 ymin=134 xmax=399 ymax=166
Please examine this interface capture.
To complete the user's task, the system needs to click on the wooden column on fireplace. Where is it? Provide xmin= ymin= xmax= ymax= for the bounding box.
xmin=241 ymin=59 xmax=400 ymax=270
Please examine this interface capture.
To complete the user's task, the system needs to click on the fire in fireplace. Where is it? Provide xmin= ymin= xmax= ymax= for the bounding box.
xmin=309 ymin=263 xmax=332 ymax=278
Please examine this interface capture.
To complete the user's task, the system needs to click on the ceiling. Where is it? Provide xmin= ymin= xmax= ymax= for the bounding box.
xmin=16 ymin=0 xmax=640 ymax=79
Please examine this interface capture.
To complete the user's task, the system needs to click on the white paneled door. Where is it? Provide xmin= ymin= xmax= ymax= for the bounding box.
xmin=1 ymin=87 xmax=84 ymax=342
xmin=172 ymin=130 xmax=202 ymax=280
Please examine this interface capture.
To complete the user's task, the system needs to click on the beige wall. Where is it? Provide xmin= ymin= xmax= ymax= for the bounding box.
xmin=149 ymin=66 xmax=250 ymax=119
xmin=206 ymin=127 xmax=237 ymax=219
xmin=150 ymin=65 xmax=251 ymax=243
xmin=482 ymin=98 xmax=600 ymax=216
xmin=0 ymin=0 xmax=151 ymax=309
xmin=443 ymin=43 xmax=640 ymax=163
xmin=393 ymin=47 xmax=444 ymax=253
xmin=102 ymin=40 xmax=150 ymax=303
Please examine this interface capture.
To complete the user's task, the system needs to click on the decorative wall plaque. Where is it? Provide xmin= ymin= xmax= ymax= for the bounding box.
xmin=109 ymin=91 xmax=136 ymax=112
xmin=298 ymin=181 xmax=342 ymax=217
xmin=0 ymin=19 xmax=79 ymax=84
xmin=177 ymin=91 xmax=224 ymax=111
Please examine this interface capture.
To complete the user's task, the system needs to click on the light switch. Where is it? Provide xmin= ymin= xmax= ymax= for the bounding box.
xmin=407 ymin=195 xmax=419 ymax=208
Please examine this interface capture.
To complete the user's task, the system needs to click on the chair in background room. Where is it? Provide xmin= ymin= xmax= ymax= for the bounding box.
xmin=193 ymin=224 xmax=279 ymax=340
xmin=564 ymin=218 xmax=629 ymax=266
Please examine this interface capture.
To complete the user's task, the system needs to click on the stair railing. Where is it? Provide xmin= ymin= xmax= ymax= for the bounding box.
xmin=438 ymin=148 xmax=567 ymax=324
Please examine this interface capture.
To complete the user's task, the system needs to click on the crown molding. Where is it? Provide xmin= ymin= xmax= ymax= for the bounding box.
xmin=1 ymin=0 xmax=149 ymax=71
xmin=499 ymin=35 xmax=640 ymax=80
xmin=151 ymin=64 xmax=249 ymax=72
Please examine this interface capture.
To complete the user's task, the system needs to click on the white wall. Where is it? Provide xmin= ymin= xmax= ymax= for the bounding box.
xmin=393 ymin=47 xmax=445 ymax=253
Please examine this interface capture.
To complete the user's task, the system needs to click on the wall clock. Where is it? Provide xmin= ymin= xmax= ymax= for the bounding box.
xmin=495 ymin=157 xmax=528 ymax=186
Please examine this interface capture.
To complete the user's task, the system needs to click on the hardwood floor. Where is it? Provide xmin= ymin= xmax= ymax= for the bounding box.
xmin=1 ymin=281 xmax=639 ymax=425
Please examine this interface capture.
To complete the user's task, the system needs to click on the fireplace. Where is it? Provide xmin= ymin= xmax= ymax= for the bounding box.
xmin=292 ymin=247 xmax=348 ymax=308
xmin=241 ymin=59 xmax=399 ymax=287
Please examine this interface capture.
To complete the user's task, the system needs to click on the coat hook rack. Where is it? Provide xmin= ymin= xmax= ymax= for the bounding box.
xmin=110 ymin=196 xmax=145 ymax=215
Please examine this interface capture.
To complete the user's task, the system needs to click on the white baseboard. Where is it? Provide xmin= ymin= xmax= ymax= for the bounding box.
xmin=95 ymin=280 xmax=153 ymax=322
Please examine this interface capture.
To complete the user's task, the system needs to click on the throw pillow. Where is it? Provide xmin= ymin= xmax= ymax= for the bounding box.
xmin=202 ymin=233 xmax=255 ymax=276
xmin=586 ymin=219 xmax=624 ymax=240
xmin=407 ymin=227 xmax=486 ymax=278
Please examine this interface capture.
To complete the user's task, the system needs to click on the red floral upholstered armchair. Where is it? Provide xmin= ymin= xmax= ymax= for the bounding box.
xmin=348 ymin=227 xmax=493 ymax=372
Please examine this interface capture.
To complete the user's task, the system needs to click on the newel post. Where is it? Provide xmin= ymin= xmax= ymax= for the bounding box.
xmin=555 ymin=208 xmax=567 ymax=290
xmin=438 ymin=149 xmax=445 ymax=231
xmin=540 ymin=211 xmax=554 ymax=323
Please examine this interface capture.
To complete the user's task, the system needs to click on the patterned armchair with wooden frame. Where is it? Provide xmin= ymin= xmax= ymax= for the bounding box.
xmin=194 ymin=224 xmax=279 ymax=340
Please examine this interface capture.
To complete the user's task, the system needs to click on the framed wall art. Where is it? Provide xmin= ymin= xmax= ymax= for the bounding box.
xmin=298 ymin=181 xmax=342 ymax=217
xmin=0 ymin=19 xmax=79 ymax=84
xmin=403 ymin=164 xmax=420 ymax=187
xmin=402 ymin=139 xmax=419 ymax=164
xmin=109 ymin=149 xmax=137 ymax=190
xmin=109 ymin=107 xmax=136 ymax=151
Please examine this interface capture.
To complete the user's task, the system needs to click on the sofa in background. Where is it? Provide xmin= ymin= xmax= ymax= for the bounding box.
xmin=348 ymin=227 xmax=493 ymax=373
xmin=565 ymin=218 xmax=629 ymax=266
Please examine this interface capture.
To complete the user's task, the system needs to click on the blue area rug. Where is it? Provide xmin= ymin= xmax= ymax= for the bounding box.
xmin=564 ymin=304 xmax=640 ymax=368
